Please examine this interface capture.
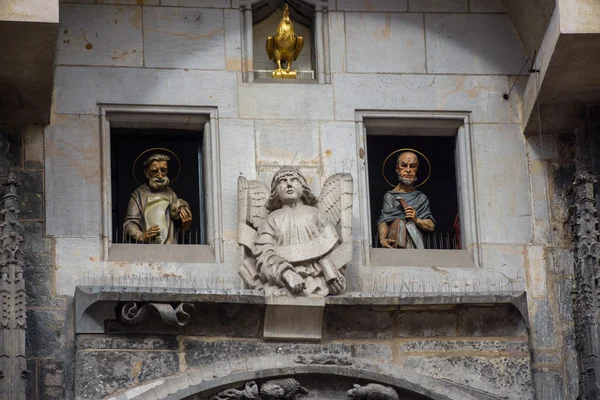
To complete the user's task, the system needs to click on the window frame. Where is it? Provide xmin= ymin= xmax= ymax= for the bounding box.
xmin=99 ymin=105 xmax=223 ymax=263
xmin=355 ymin=110 xmax=481 ymax=268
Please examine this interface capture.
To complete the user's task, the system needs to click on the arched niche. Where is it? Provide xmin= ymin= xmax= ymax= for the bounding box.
xmin=239 ymin=0 xmax=330 ymax=83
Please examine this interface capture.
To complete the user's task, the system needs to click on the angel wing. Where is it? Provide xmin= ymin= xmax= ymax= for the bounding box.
xmin=317 ymin=173 xmax=353 ymax=243
xmin=266 ymin=36 xmax=275 ymax=61
xmin=293 ymin=36 xmax=304 ymax=61
xmin=237 ymin=176 xmax=269 ymax=290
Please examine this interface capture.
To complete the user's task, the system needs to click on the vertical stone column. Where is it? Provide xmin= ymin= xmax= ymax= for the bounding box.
xmin=242 ymin=4 xmax=254 ymax=83
xmin=0 ymin=133 xmax=27 ymax=400
xmin=314 ymin=4 xmax=325 ymax=84
xmin=573 ymin=106 xmax=600 ymax=399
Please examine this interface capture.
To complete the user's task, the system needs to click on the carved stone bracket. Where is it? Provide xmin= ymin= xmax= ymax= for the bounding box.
xmin=121 ymin=302 xmax=194 ymax=327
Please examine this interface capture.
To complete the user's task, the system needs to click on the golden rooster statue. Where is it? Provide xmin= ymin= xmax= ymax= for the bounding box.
xmin=266 ymin=4 xmax=304 ymax=79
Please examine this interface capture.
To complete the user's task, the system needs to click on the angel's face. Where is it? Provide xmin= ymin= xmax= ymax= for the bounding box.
xmin=275 ymin=173 xmax=303 ymax=204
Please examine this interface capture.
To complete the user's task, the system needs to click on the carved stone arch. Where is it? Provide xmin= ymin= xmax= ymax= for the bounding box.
xmin=239 ymin=0 xmax=329 ymax=83
xmin=107 ymin=355 xmax=503 ymax=400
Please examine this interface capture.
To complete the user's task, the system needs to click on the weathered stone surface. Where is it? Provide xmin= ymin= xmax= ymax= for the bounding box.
xmin=76 ymin=351 xmax=179 ymax=399
xmin=182 ymin=340 xmax=392 ymax=368
xmin=255 ymin=120 xmax=320 ymax=166
xmin=529 ymin=160 xmax=550 ymax=222
xmin=55 ymin=237 xmax=99 ymax=296
xmin=425 ymin=14 xmax=526 ymax=74
xmin=54 ymin=66 xmax=238 ymax=117
xmin=224 ymin=9 xmax=242 ymax=71
xmin=143 ymin=7 xmax=225 ymax=69
xmin=337 ymin=0 xmax=407 ymax=11
xmin=6 ymin=127 xmax=22 ymax=167
xmin=409 ymin=0 xmax=467 ymax=12
xmin=397 ymin=339 xmax=529 ymax=353
xmin=23 ymin=252 xmax=62 ymax=308
xmin=473 ymin=124 xmax=533 ymax=244
xmin=76 ymin=335 xmax=179 ymax=350
xmin=526 ymin=245 xmax=548 ymax=296
xmin=239 ymin=83 xmax=334 ymax=121
xmin=533 ymin=370 xmax=566 ymax=400
xmin=26 ymin=310 xmax=66 ymax=358
xmin=96 ymin=0 xmax=159 ymax=4
xmin=23 ymin=125 xmax=44 ymax=169
xmin=26 ymin=359 xmax=36 ymax=400
xmin=328 ymin=12 xmax=346 ymax=73
xmin=160 ymin=0 xmax=230 ymax=7
xmin=333 ymin=74 xmax=510 ymax=123
xmin=479 ymin=244 xmax=526 ymax=283
xmin=21 ymin=221 xmax=51 ymax=254
xmin=397 ymin=311 xmax=457 ymax=337
xmin=58 ymin=4 xmax=143 ymax=67
xmin=552 ymin=249 xmax=574 ymax=276
xmin=402 ymin=355 xmax=533 ymax=399
xmin=45 ymin=114 xmax=101 ymax=236
xmin=325 ymin=306 xmax=394 ymax=339
xmin=529 ymin=298 xmax=557 ymax=348
xmin=469 ymin=0 xmax=508 ymax=13
xmin=345 ymin=13 xmax=425 ymax=73
xmin=38 ymin=360 xmax=66 ymax=400
xmin=458 ymin=305 xmax=526 ymax=337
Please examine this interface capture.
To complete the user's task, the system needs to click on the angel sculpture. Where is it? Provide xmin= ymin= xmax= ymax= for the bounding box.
xmin=238 ymin=167 xmax=353 ymax=297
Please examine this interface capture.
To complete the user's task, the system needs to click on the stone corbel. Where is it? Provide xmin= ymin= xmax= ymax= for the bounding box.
xmin=121 ymin=302 xmax=193 ymax=327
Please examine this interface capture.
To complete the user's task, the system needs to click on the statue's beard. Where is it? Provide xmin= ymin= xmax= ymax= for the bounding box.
xmin=398 ymin=175 xmax=417 ymax=186
xmin=148 ymin=176 xmax=170 ymax=190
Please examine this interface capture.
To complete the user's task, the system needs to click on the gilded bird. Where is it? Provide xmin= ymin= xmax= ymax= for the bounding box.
xmin=266 ymin=4 xmax=304 ymax=78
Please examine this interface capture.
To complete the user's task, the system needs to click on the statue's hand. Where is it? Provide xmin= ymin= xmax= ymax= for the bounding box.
xmin=282 ymin=269 xmax=305 ymax=293
xmin=380 ymin=238 xmax=396 ymax=248
xmin=328 ymin=275 xmax=346 ymax=295
xmin=140 ymin=225 xmax=161 ymax=243
xmin=179 ymin=207 xmax=192 ymax=231
xmin=404 ymin=206 xmax=416 ymax=220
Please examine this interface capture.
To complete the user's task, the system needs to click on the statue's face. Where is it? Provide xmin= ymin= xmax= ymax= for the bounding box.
xmin=275 ymin=173 xmax=303 ymax=204
xmin=144 ymin=160 xmax=170 ymax=190
xmin=396 ymin=152 xmax=418 ymax=185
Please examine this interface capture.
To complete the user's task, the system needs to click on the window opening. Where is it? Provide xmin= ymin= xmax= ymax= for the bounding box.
xmin=110 ymin=128 xmax=205 ymax=245
xmin=367 ymin=134 xmax=459 ymax=250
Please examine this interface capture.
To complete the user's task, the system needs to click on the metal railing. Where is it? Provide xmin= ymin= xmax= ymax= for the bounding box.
xmin=113 ymin=228 xmax=203 ymax=245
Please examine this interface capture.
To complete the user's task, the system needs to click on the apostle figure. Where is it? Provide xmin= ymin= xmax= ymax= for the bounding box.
xmin=377 ymin=151 xmax=435 ymax=249
xmin=123 ymin=153 xmax=192 ymax=244
xmin=252 ymin=167 xmax=348 ymax=296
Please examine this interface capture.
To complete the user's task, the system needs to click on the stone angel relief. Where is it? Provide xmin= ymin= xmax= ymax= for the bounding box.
xmin=238 ymin=167 xmax=353 ymax=297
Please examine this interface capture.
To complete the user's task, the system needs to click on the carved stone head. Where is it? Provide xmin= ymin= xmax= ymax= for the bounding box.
xmin=396 ymin=151 xmax=419 ymax=186
xmin=143 ymin=153 xmax=171 ymax=191
xmin=266 ymin=166 xmax=317 ymax=210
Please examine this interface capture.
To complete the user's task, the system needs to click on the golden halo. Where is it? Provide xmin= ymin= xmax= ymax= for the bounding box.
xmin=132 ymin=147 xmax=182 ymax=185
xmin=382 ymin=148 xmax=431 ymax=189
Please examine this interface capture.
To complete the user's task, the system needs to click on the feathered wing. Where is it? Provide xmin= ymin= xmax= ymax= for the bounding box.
xmin=317 ymin=173 xmax=353 ymax=243
xmin=293 ymin=36 xmax=304 ymax=61
xmin=266 ymin=36 xmax=275 ymax=61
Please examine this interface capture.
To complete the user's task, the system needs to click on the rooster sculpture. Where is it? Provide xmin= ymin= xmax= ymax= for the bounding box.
xmin=266 ymin=4 xmax=304 ymax=78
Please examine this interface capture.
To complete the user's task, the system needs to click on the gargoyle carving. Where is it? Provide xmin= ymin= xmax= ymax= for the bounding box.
xmin=120 ymin=302 xmax=193 ymax=326
xmin=238 ymin=167 xmax=353 ymax=296
xmin=347 ymin=383 xmax=399 ymax=400
xmin=211 ymin=379 xmax=308 ymax=400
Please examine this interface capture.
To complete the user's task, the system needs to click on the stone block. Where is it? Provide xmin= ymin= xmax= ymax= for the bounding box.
xmin=396 ymin=310 xmax=457 ymax=337
xmin=58 ymin=5 xmax=143 ymax=67
xmin=425 ymin=14 xmax=526 ymax=74
xmin=239 ymin=83 xmax=334 ymax=121
xmin=526 ymin=245 xmax=547 ymax=297
xmin=26 ymin=359 xmax=36 ymax=400
xmin=21 ymin=221 xmax=51 ymax=253
xmin=224 ymin=9 xmax=242 ymax=71
xmin=529 ymin=160 xmax=550 ymax=221
xmin=45 ymin=114 xmax=101 ymax=236
xmin=397 ymin=338 xmax=529 ymax=353
xmin=529 ymin=297 xmax=557 ymax=348
xmin=473 ymin=124 xmax=533 ymax=244
xmin=325 ymin=306 xmax=394 ymax=339
xmin=76 ymin=335 xmax=179 ymax=350
xmin=409 ymin=0 xmax=467 ymax=12
xmin=219 ymin=118 xmax=256 ymax=237
xmin=256 ymin=119 xmax=320 ymax=166
xmin=533 ymin=370 xmax=566 ymax=400
xmin=479 ymin=244 xmax=525 ymax=283
xmin=333 ymin=74 xmax=511 ymax=123
xmin=458 ymin=305 xmax=526 ymax=337
xmin=551 ymin=249 xmax=574 ymax=276
xmin=160 ymin=0 xmax=231 ymax=7
xmin=13 ymin=169 xmax=44 ymax=220
xmin=26 ymin=310 xmax=66 ymax=358
xmin=143 ymin=7 xmax=225 ymax=69
xmin=96 ymin=0 xmax=159 ymax=4
xmin=24 ymin=252 xmax=63 ymax=308
xmin=23 ymin=125 xmax=44 ymax=169
xmin=75 ymin=350 xmax=179 ymax=399
xmin=527 ymin=132 xmax=558 ymax=161
xmin=469 ymin=0 xmax=508 ymax=13
xmin=336 ymin=0 xmax=407 ymax=12
xmin=55 ymin=237 xmax=100 ymax=296
xmin=6 ymin=127 xmax=22 ymax=167
xmin=54 ymin=67 xmax=238 ymax=118
xmin=328 ymin=12 xmax=346 ymax=73
xmin=263 ymin=296 xmax=325 ymax=341
xmin=345 ymin=13 xmax=425 ymax=73
xmin=557 ymin=278 xmax=573 ymax=322
xmin=402 ymin=355 xmax=533 ymax=399
xmin=38 ymin=360 xmax=66 ymax=400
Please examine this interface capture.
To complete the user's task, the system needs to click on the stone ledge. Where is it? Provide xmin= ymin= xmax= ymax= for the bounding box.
xmin=74 ymin=286 xmax=527 ymax=334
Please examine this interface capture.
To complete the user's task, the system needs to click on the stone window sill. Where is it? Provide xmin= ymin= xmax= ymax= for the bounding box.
xmin=107 ymin=244 xmax=216 ymax=263
xmin=370 ymin=248 xmax=475 ymax=268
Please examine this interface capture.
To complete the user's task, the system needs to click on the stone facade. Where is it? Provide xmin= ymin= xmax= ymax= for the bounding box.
xmin=1 ymin=0 xmax=593 ymax=399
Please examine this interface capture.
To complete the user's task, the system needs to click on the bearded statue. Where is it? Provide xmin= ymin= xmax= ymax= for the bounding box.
xmin=123 ymin=153 xmax=192 ymax=244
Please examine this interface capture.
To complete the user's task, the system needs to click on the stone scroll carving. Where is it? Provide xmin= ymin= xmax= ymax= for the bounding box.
xmin=347 ymin=384 xmax=399 ymax=400
xmin=237 ymin=167 xmax=353 ymax=297
xmin=211 ymin=379 xmax=308 ymax=400
xmin=294 ymin=354 xmax=352 ymax=366
xmin=120 ymin=302 xmax=194 ymax=327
